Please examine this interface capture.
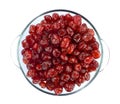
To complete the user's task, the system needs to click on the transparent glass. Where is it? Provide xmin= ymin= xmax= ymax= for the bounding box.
xmin=17 ymin=9 xmax=103 ymax=96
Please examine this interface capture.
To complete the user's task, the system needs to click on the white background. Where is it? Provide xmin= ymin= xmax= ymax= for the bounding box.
xmin=0 ymin=0 xmax=119 ymax=103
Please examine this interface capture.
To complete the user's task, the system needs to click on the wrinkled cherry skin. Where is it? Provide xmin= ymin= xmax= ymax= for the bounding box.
xmin=52 ymin=13 xmax=60 ymax=21
xmin=54 ymin=87 xmax=63 ymax=95
xmin=84 ymin=56 xmax=94 ymax=64
xmin=73 ymin=15 xmax=81 ymax=26
xmin=71 ymin=71 xmax=79 ymax=80
xmin=91 ymin=50 xmax=101 ymax=59
xmin=67 ymin=27 xmax=74 ymax=36
xmin=74 ymin=63 xmax=81 ymax=71
xmin=60 ymin=37 xmax=70 ymax=48
xmin=61 ymin=73 xmax=70 ymax=82
xmin=65 ymin=65 xmax=72 ymax=73
xmin=67 ymin=44 xmax=75 ymax=54
xmin=52 ymin=48 xmax=61 ymax=57
xmin=69 ymin=56 xmax=78 ymax=64
xmin=21 ymin=13 xmax=101 ymax=95
xmin=51 ymin=34 xmax=60 ymax=45
xmin=64 ymin=82 xmax=75 ymax=92
xmin=88 ymin=60 xmax=99 ymax=72
xmin=56 ymin=65 xmax=64 ymax=73
xmin=44 ymin=15 xmax=52 ymax=23
xmin=73 ymin=33 xmax=81 ymax=43
xmin=39 ymin=81 xmax=46 ymax=88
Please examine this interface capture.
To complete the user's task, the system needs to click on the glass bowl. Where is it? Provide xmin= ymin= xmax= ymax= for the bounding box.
xmin=16 ymin=9 xmax=108 ymax=96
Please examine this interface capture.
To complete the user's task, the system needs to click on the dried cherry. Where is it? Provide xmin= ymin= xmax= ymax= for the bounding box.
xmin=21 ymin=13 xmax=101 ymax=95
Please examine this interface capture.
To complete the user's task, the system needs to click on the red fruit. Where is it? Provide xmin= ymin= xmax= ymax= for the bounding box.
xmin=65 ymin=65 xmax=72 ymax=73
xmin=23 ymin=50 xmax=32 ymax=60
xmin=51 ymin=76 xmax=60 ymax=85
xmin=66 ymin=27 xmax=74 ymax=36
xmin=39 ymin=71 xmax=46 ymax=81
xmin=47 ymin=68 xmax=58 ymax=78
xmin=52 ymin=48 xmax=61 ymax=57
xmin=52 ymin=22 xmax=60 ymax=30
xmin=44 ymin=15 xmax=52 ymax=23
xmin=52 ymin=13 xmax=60 ymax=21
xmin=54 ymin=87 xmax=63 ymax=95
xmin=69 ymin=21 xmax=76 ymax=30
xmin=29 ymin=25 xmax=36 ymax=34
xmin=32 ymin=43 xmax=38 ymax=51
xmin=46 ymin=80 xmax=55 ymax=91
xmin=51 ymin=34 xmax=60 ymax=45
xmin=80 ymin=76 xmax=85 ymax=83
xmin=67 ymin=44 xmax=75 ymax=54
xmin=27 ymin=62 xmax=35 ymax=70
xmin=32 ymin=76 xmax=40 ymax=84
xmin=58 ymin=28 xmax=66 ymax=36
xmin=41 ymin=61 xmax=52 ymax=70
xmin=60 ymin=54 xmax=68 ymax=61
xmin=52 ymin=58 xmax=60 ymax=65
xmin=59 ymin=20 xmax=65 ymax=28
xmin=32 ymin=51 xmax=39 ymax=60
xmin=44 ymin=24 xmax=52 ymax=31
xmin=69 ymin=56 xmax=78 ymax=64
xmin=64 ymin=20 xmax=68 ymax=26
xmin=87 ymin=29 xmax=94 ymax=36
xmin=59 ymin=81 xmax=65 ymax=87
xmin=36 ymin=25 xmax=44 ymax=34
xmin=90 ymin=37 xmax=96 ymax=42
xmin=73 ymin=49 xmax=80 ymax=56
xmin=74 ymin=63 xmax=81 ymax=71
xmin=71 ymin=71 xmax=79 ymax=80
xmin=61 ymin=73 xmax=70 ymax=82
xmin=26 ymin=35 xmax=35 ymax=46
xmin=61 ymin=61 xmax=67 ymax=65
xmin=60 ymin=37 xmax=70 ymax=48
xmin=42 ymin=54 xmax=51 ymax=61
xmin=88 ymin=60 xmax=99 ymax=71
xmin=56 ymin=65 xmax=64 ymax=73
xmin=90 ymin=41 xmax=99 ymax=50
xmin=64 ymin=82 xmax=75 ymax=92
xmin=27 ymin=69 xmax=37 ymax=77
xmin=65 ymin=14 xmax=73 ymax=21
xmin=82 ymin=33 xmax=93 ymax=42
xmin=21 ymin=49 xmax=26 ymax=55
xmin=78 ymin=41 xmax=87 ymax=51
xmin=40 ymin=20 xmax=47 ymax=24
xmin=45 ymin=46 xmax=53 ymax=53
xmin=60 ymin=15 xmax=64 ymax=20
xmin=80 ymin=23 xmax=88 ymax=34
xmin=84 ymin=56 xmax=94 ymax=64
xmin=21 ymin=13 xmax=101 ymax=95
xmin=23 ymin=57 xmax=29 ymax=64
xmin=76 ymin=78 xmax=82 ymax=86
xmin=39 ymin=81 xmax=46 ymax=88
xmin=80 ymin=69 xmax=87 ymax=74
xmin=84 ymin=72 xmax=90 ymax=81
xmin=73 ymin=15 xmax=81 ymax=26
xmin=52 ymin=58 xmax=61 ymax=65
xmin=78 ymin=52 xmax=90 ymax=61
xmin=40 ymin=39 xmax=48 ymax=47
xmin=92 ymin=50 xmax=101 ymax=59
xmin=81 ymin=62 xmax=89 ymax=68
xmin=36 ymin=64 xmax=42 ymax=71
xmin=85 ymin=45 xmax=92 ymax=51
xmin=37 ymin=46 xmax=43 ymax=53
xmin=22 ymin=39 xmax=29 ymax=48
xmin=73 ymin=33 xmax=81 ymax=43
xmin=41 ymin=53 xmax=51 ymax=61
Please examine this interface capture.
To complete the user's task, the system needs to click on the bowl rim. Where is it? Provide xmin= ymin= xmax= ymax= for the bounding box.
xmin=17 ymin=9 xmax=103 ymax=96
